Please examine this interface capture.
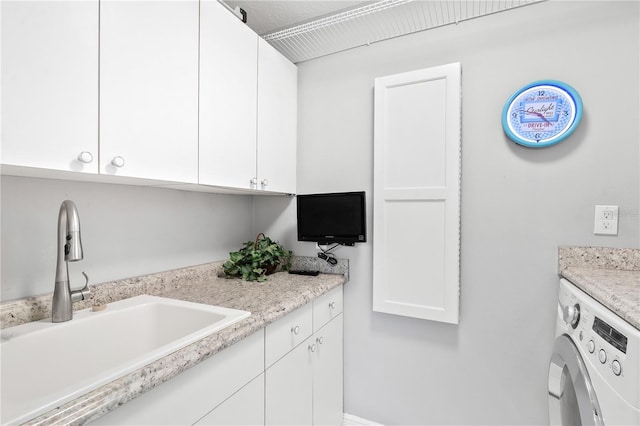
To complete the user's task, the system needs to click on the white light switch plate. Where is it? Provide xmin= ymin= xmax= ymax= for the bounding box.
xmin=594 ymin=205 xmax=619 ymax=235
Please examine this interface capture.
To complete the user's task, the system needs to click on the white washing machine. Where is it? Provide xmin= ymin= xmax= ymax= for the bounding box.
xmin=548 ymin=278 xmax=639 ymax=425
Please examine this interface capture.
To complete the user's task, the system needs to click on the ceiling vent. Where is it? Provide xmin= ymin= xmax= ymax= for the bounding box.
xmin=263 ymin=0 xmax=546 ymax=63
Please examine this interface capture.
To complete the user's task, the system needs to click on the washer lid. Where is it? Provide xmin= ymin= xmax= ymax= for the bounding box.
xmin=548 ymin=335 xmax=603 ymax=426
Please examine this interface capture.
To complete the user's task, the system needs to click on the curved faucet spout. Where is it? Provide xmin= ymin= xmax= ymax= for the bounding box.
xmin=52 ymin=200 xmax=88 ymax=322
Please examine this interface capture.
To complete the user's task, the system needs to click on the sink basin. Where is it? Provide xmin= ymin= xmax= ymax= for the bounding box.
xmin=0 ymin=295 xmax=250 ymax=425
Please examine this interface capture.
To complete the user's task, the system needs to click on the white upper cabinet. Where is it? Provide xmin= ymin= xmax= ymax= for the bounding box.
xmin=199 ymin=0 xmax=258 ymax=189
xmin=257 ymin=39 xmax=297 ymax=194
xmin=1 ymin=0 xmax=98 ymax=173
xmin=2 ymin=1 xmax=297 ymax=194
xmin=99 ymin=0 xmax=199 ymax=183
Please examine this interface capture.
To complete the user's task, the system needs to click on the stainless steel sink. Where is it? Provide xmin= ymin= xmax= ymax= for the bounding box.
xmin=0 ymin=295 xmax=250 ymax=425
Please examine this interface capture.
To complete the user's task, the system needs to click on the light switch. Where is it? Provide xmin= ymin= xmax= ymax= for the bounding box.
xmin=594 ymin=205 xmax=619 ymax=235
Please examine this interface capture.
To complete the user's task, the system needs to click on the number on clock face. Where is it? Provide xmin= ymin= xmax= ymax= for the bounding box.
xmin=502 ymin=80 xmax=582 ymax=148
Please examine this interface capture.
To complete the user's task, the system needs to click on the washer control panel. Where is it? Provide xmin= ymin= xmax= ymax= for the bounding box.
xmin=557 ymin=279 xmax=639 ymax=406
xmin=593 ymin=315 xmax=628 ymax=354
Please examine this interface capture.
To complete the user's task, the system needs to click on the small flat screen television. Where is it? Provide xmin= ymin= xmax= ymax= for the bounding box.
xmin=296 ymin=191 xmax=366 ymax=246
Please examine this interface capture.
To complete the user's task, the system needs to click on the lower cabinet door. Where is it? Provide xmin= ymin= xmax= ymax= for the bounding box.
xmin=195 ymin=374 xmax=264 ymax=425
xmin=313 ymin=315 xmax=343 ymax=426
xmin=89 ymin=331 xmax=264 ymax=425
xmin=265 ymin=336 xmax=313 ymax=425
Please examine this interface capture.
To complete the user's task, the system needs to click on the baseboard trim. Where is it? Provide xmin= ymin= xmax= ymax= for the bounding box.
xmin=343 ymin=413 xmax=385 ymax=426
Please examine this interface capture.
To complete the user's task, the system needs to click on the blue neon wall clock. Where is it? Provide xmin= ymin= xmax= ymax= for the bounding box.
xmin=501 ymin=80 xmax=583 ymax=148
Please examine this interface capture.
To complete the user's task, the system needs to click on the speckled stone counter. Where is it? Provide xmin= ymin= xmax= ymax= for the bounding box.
xmin=558 ymin=246 xmax=640 ymax=330
xmin=0 ymin=260 xmax=346 ymax=425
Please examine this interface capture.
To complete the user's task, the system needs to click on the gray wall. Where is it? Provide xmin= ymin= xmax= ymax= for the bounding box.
xmin=257 ymin=1 xmax=639 ymax=424
xmin=1 ymin=176 xmax=255 ymax=300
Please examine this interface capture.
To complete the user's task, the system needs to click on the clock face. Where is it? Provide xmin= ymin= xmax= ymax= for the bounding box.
xmin=502 ymin=80 xmax=583 ymax=148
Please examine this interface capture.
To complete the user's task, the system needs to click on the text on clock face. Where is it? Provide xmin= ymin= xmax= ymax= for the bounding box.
xmin=526 ymin=121 xmax=557 ymax=131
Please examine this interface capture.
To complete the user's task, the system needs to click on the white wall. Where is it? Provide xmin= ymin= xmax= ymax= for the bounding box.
xmin=257 ymin=1 xmax=639 ymax=424
xmin=1 ymin=1 xmax=638 ymax=423
xmin=0 ymin=176 xmax=255 ymax=300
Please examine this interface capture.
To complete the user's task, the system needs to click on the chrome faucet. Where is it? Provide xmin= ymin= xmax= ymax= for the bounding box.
xmin=52 ymin=200 xmax=90 ymax=322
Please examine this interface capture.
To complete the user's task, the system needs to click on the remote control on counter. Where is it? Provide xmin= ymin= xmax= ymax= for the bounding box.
xmin=288 ymin=270 xmax=320 ymax=276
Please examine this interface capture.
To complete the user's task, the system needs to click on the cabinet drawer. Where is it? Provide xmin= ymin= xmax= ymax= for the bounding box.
xmin=265 ymin=302 xmax=312 ymax=368
xmin=313 ymin=286 xmax=343 ymax=332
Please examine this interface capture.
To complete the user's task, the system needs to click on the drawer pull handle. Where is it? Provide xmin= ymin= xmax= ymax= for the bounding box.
xmin=291 ymin=325 xmax=300 ymax=335
xmin=316 ymin=336 xmax=324 ymax=345
xmin=329 ymin=301 xmax=336 ymax=310
xmin=309 ymin=343 xmax=317 ymax=353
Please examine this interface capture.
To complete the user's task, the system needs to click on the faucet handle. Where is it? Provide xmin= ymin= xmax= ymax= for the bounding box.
xmin=71 ymin=272 xmax=91 ymax=302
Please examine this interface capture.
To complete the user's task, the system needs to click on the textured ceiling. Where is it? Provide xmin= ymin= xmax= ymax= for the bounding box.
xmin=224 ymin=1 xmax=371 ymax=35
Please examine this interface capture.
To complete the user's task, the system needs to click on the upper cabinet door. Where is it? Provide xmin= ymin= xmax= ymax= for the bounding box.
xmin=100 ymin=0 xmax=198 ymax=183
xmin=256 ymin=39 xmax=297 ymax=194
xmin=199 ymin=0 xmax=258 ymax=189
xmin=1 ymin=0 xmax=98 ymax=173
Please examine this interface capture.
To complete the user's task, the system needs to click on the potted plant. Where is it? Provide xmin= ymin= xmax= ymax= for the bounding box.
xmin=223 ymin=233 xmax=292 ymax=282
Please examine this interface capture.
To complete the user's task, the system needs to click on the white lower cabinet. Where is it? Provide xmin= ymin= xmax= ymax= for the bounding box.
xmin=265 ymin=337 xmax=314 ymax=425
xmin=90 ymin=330 xmax=264 ymax=425
xmin=266 ymin=286 xmax=344 ymax=425
xmin=312 ymin=315 xmax=344 ymax=426
xmin=90 ymin=286 xmax=343 ymax=425
xmin=265 ymin=315 xmax=343 ymax=426
xmin=195 ymin=374 xmax=265 ymax=425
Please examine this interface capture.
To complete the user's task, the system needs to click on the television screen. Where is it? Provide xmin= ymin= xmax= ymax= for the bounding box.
xmin=296 ymin=191 xmax=366 ymax=245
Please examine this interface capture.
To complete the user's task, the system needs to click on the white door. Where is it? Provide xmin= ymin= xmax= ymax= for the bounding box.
xmin=373 ymin=62 xmax=461 ymax=324
xmin=1 ymin=0 xmax=98 ymax=173
xmin=312 ymin=315 xmax=343 ymax=426
xmin=100 ymin=0 xmax=198 ymax=183
xmin=199 ymin=0 xmax=258 ymax=189
xmin=256 ymin=39 xmax=297 ymax=194
xmin=265 ymin=337 xmax=313 ymax=425
xmin=548 ymin=335 xmax=603 ymax=426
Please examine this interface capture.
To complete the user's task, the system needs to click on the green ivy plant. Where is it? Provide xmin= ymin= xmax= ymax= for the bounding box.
xmin=223 ymin=233 xmax=292 ymax=282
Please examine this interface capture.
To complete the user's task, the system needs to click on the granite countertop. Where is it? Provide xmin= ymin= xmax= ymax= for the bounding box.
xmin=559 ymin=246 xmax=640 ymax=330
xmin=0 ymin=259 xmax=347 ymax=425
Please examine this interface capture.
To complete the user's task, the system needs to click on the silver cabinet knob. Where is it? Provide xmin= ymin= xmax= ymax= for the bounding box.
xmin=329 ymin=301 xmax=336 ymax=310
xmin=316 ymin=336 xmax=324 ymax=345
xmin=111 ymin=156 xmax=125 ymax=168
xmin=250 ymin=177 xmax=258 ymax=186
xmin=77 ymin=151 xmax=94 ymax=164
xmin=261 ymin=179 xmax=268 ymax=188
xmin=308 ymin=343 xmax=317 ymax=353
xmin=291 ymin=325 xmax=300 ymax=335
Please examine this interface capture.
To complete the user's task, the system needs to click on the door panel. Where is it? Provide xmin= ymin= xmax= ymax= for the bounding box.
xmin=373 ymin=62 xmax=461 ymax=324
xmin=548 ymin=335 xmax=603 ymax=426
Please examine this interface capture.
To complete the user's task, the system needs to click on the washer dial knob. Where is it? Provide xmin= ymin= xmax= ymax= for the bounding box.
xmin=562 ymin=303 xmax=581 ymax=328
